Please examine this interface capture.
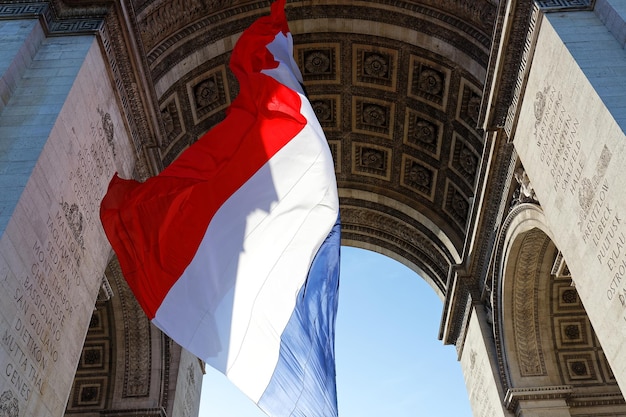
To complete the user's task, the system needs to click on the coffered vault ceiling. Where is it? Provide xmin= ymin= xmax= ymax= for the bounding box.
xmin=135 ymin=0 xmax=498 ymax=296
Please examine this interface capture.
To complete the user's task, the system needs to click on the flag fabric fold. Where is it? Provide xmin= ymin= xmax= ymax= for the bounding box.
xmin=99 ymin=0 xmax=340 ymax=415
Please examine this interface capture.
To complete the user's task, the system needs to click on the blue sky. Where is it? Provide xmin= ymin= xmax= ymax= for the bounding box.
xmin=199 ymin=246 xmax=472 ymax=416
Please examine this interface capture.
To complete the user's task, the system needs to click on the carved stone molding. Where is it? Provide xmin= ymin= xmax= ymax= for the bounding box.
xmin=568 ymin=392 xmax=626 ymax=408
xmin=479 ymin=0 xmax=538 ymax=133
xmin=108 ymin=261 xmax=152 ymax=398
xmin=512 ymin=228 xmax=550 ymax=377
xmin=145 ymin=1 xmax=494 ymax=81
xmin=0 ymin=1 xmax=104 ymax=34
xmin=440 ymin=136 xmax=517 ymax=348
xmin=506 ymin=384 xmax=626 ymax=412
xmin=535 ymin=0 xmax=594 ymax=11
xmin=502 ymin=3 xmax=542 ymax=138
xmin=340 ymin=202 xmax=453 ymax=292
xmin=0 ymin=0 xmax=163 ymax=179
xmin=490 ymin=202 xmax=547 ymax=390
xmin=99 ymin=408 xmax=167 ymax=416
xmin=504 ymin=385 xmax=573 ymax=411
xmin=100 ymin=9 xmax=158 ymax=179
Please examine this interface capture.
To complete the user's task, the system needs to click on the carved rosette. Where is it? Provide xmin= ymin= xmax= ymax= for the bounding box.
xmin=297 ymin=45 xmax=340 ymax=83
xmin=408 ymin=56 xmax=450 ymax=110
xmin=352 ymin=143 xmax=391 ymax=181
xmin=401 ymin=155 xmax=436 ymax=201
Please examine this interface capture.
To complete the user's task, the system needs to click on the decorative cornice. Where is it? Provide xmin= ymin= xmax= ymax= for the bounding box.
xmin=100 ymin=408 xmax=167 ymax=416
xmin=440 ymin=134 xmax=517 ymax=347
xmin=504 ymin=385 xmax=573 ymax=411
xmin=568 ymin=392 xmax=626 ymax=408
xmin=0 ymin=1 xmax=104 ymax=34
xmin=535 ymin=0 xmax=595 ymax=12
xmin=478 ymin=0 xmax=537 ymax=134
xmin=0 ymin=0 xmax=159 ymax=178
xmin=481 ymin=0 xmax=595 ymax=135
xmin=504 ymin=387 xmax=626 ymax=414
xmin=503 ymin=3 xmax=541 ymax=138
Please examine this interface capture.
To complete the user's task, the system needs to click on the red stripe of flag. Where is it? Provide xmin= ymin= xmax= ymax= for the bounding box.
xmin=101 ymin=65 xmax=305 ymax=319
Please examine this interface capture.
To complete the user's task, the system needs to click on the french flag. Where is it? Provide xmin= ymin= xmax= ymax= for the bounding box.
xmin=99 ymin=0 xmax=340 ymax=415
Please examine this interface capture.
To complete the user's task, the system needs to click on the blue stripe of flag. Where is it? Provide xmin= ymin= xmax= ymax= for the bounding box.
xmin=258 ymin=216 xmax=341 ymax=417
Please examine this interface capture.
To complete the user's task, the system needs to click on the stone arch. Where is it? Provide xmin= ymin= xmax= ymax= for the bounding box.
xmin=3 ymin=1 xmax=626 ymax=416
xmin=65 ymin=257 xmax=204 ymax=416
xmin=340 ymin=189 xmax=461 ymax=299
xmin=495 ymin=204 xmax=559 ymax=388
xmin=493 ymin=203 xmax=626 ymax=415
xmin=149 ymin=0 xmax=493 ymax=310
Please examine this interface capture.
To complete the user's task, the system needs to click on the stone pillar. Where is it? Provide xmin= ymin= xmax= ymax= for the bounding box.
xmin=513 ymin=5 xmax=626 ymax=394
xmin=169 ymin=349 xmax=204 ymax=417
xmin=460 ymin=306 xmax=512 ymax=417
xmin=0 ymin=18 xmax=136 ymax=416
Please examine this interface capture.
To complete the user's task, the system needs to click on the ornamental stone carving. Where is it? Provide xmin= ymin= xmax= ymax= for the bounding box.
xmin=513 ymin=167 xmax=539 ymax=205
xmin=0 ymin=390 xmax=18 ymax=417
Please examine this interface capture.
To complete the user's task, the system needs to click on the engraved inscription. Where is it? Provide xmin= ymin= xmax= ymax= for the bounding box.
xmin=2 ymin=217 xmax=82 ymax=402
xmin=467 ymin=348 xmax=496 ymax=417
xmin=534 ymin=85 xmax=626 ymax=323
xmin=533 ymin=85 xmax=584 ymax=196
xmin=0 ymin=108 xmax=116 ymax=409
xmin=69 ymin=117 xmax=116 ymax=232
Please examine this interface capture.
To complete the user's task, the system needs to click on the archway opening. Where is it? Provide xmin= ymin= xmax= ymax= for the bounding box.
xmin=199 ymin=246 xmax=471 ymax=416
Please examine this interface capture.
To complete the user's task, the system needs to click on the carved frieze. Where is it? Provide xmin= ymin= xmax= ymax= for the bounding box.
xmin=100 ymin=11 xmax=156 ymax=179
xmin=0 ymin=2 xmax=103 ymax=34
xmin=139 ymin=0 xmax=210 ymax=51
xmin=536 ymin=0 xmax=594 ymax=10
xmin=108 ymin=261 xmax=152 ymax=398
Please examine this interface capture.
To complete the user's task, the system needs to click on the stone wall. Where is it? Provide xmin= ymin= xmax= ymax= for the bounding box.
xmin=514 ymin=8 xmax=626 ymax=394
xmin=0 ymin=21 xmax=136 ymax=416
